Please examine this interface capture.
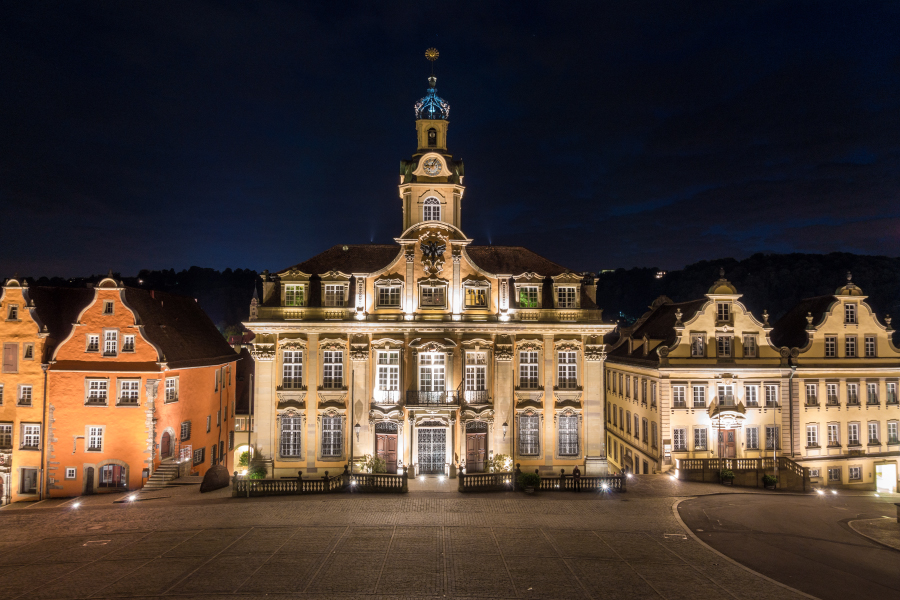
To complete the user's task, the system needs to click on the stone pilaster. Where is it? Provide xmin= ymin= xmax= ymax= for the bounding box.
xmin=583 ymin=344 xmax=608 ymax=475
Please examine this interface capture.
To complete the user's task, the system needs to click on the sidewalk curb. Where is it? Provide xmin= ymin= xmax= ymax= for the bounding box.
xmin=847 ymin=518 xmax=900 ymax=553
xmin=672 ymin=497 xmax=820 ymax=600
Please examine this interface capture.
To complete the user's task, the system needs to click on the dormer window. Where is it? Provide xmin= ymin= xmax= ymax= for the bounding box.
xmin=557 ymin=287 xmax=577 ymax=309
xmin=716 ymin=302 xmax=730 ymax=322
xmin=465 ymin=287 xmax=487 ymax=307
xmin=423 ymin=197 xmax=441 ymax=221
xmin=743 ymin=335 xmax=758 ymax=358
xmin=716 ymin=336 xmax=732 ymax=358
xmin=690 ymin=334 xmax=706 ymax=357
xmin=518 ymin=286 xmax=539 ymax=308
xmin=378 ymin=285 xmax=401 ymax=307
xmin=420 ymin=285 xmax=446 ymax=308
xmin=323 ymin=285 xmax=345 ymax=307
xmin=285 ymin=284 xmax=305 ymax=307
xmin=845 ymin=303 xmax=857 ymax=324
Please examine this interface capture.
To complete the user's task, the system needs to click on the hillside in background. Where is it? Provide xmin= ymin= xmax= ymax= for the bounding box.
xmin=596 ymin=253 xmax=900 ymax=329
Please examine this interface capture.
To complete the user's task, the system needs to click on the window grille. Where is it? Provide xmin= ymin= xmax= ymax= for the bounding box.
xmin=518 ymin=414 xmax=540 ymax=455
xmin=280 ymin=416 xmax=302 ymax=457
xmin=378 ymin=286 xmax=401 ymax=307
xmin=323 ymin=285 xmax=345 ymax=307
xmin=557 ymin=287 xmax=577 ymax=308
xmin=746 ymin=427 xmax=759 ymax=450
xmin=557 ymin=351 xmax=577 ymax=389
xmin=87 ymin=426 xmax=102 ymax=451
xmin=519 ymin=351 xmax=539 ymax=389
xmin=323 ymin=351 xmax=343 ymax=389
xmin=193 ymin=447 xmax=205 ymax=465
xmin=558 ymin=414 xmax=578 ymax=456
xmin=181 ymin=421 xmax=191 ymax=441
xmin=282 ymin=351 xmax=303 ymax=389
xmin=518 ymin=286 xmax=539 ymax=308
xmin=765 ymin=425 xmax=779 ymax=450
xmin=321 ymin=416 xmax=343 ymax=457
xmin=673 ymin=428 xmax=687 ymax=451
xmin=693 ymin=428 xmax=707 ymax=450
xmin=285 ymin=284 xmax=305 ymax=307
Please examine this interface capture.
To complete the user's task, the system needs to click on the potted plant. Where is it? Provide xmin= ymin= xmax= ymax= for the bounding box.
xmin=762 ymin=474 xmax=778 ymax=490
xmin=518 ymin=472 xmax=541 ymax=494
xmin=720 ymin=469 xmax=735 ymax=485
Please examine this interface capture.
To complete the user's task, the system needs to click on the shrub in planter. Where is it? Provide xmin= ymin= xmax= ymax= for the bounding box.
xmin=720 ymin=469 xmax=735 ymax=485
xmin=518 ymin=472 xmax=541 ymax=492
xmin=762 ymin=474 xmax=778 ymax=488
xmin=361 ymin=454 xmax=387 ymax=474
xmin=248 ymin=464 xmax=267 ymax=480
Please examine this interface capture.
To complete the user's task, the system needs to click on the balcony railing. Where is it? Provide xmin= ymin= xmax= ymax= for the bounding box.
xmin=406 ymin=390 xmax=460 ymax=406
xmin=557 ymin=378 xmax=579 ymax=390
xmin=373 ymin=390 xmax=402 ymax=405
xmin=463 ymin=390 xmax=490 ymax=404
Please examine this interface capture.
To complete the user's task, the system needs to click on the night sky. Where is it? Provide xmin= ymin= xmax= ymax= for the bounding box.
xmin=3 ymin=2 xmax=899 ymax=277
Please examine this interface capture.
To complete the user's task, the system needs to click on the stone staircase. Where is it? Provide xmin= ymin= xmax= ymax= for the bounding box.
xmin=140 ymin=460 xmax=183 ymax=492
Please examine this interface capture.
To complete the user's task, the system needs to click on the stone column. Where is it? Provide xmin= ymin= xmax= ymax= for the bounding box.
xmin=584 ymin=344 xmax=608 ymax=475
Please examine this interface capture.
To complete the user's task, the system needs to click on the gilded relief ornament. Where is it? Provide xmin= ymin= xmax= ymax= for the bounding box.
xmin=419 ymin=233 xmax=447 ymax=275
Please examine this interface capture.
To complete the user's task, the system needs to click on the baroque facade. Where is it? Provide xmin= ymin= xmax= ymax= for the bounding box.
xmin=246 ymin=70 xmax=614 ymax=478
xmin=606 ymin=272 xmax=899 ymax=492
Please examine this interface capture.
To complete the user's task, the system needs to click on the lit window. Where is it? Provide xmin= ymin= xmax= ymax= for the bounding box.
xmin=864 ymin=336 xmax=876 ymax=357
xmin=285 ymin=284 xmax=305 ymax=307
xmin=690 ymin=334 xmax=705 ymax=357
xmin=418 ymin=352 xmax=446 ymax=392
xmin=557 ymin=287 xmax=577 ymax=309
xmin=465 ymin=287 xmax=488 ymax=308
xmin=465 ymin=352 xmax=486 ymax=402
xmin=282 ymin=351 xmax=303 ymax=389
xmin=323 ymin=285 xmax=345 ymax=307
xmin=375 ymin=351 xmax=400 ymax=404
xmin=518 ymin=286 xmax=539 ymax=308
xmin=280 ymin=415 xmax=302 ymax=457
xmin=99 ymin=464 xmax=126 ymax=488
xmin=557 ymin=351 xmax=577 ymax=389
xmin=716 ymin=302 xmax=730 ymax=321
xmin=122 ymin=335 xmax=135 ymax=352
xmin=323 ymin=351 xmax=343 ymax=389
xmin=423 ymin=197 xmax=441 ymax=221
xmin=86 ymin=380 xmax=109 ymax=404
xmin=321 ymin=416 xmax=343 ymax=457
xmin=87 ymin=427 xmax=103 ymax=451
xmin=845 ymin=303 xmax=857 ymax=324
xmin=103 ymin=331 xmax=118 ymax=356
xmin=420 ymin=286 xmax=445 ymax=307
xmin=165 ymin=378 xmax=178 ymax=402
xmin=824 ymin=336 xmax=836 ymax=357
xmin=518 ymin=351 xmax=539 ymax=389
xmin=87 ymin=335 xmax=99 ymax=352
xmin=558 ymin=414 xmax=579 ymax=456
xmin=378 ymin=286 xmax=401 ymax=307
xmin=518 ymin=414 xmax=540 ymax=455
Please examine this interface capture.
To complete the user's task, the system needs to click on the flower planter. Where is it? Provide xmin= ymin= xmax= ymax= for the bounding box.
xmin=764 ymin=483 xmax=776 ymax=490
xmin=524 ymin=486 xmax=535 ymax=494
xmin=721 ymin=478 xmax=733 ymax=486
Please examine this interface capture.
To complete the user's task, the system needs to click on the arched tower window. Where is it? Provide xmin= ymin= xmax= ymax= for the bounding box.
xmin=427 ymin=128 xmax=437 ymax=147
xmin=423 ymin=197 xmax=441 ymax=222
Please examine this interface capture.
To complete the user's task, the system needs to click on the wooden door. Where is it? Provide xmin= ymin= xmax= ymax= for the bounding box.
xmin=466 ymin=433 xmax=486 ymax=473
xmin=161 ymin=432 xmax=172 ymax=459
xmin=719 ymin=429 xmax=736 ymax=458
xmin=376 ymin=434 xmax=398 ymax=474
xmin=84 ymin=467 xmax=94 ymax=495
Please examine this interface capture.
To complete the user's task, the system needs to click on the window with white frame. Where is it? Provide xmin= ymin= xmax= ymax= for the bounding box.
xmin=122 ymin=335 xmax=135 ymax=352
xmin=809 ymin=468 xmax=820 ymax=478
xmin=119 ymin=380 xmax=140 ymax=404
xmin=464 ymin=286 xmax=488 ymax=308
xmin=746 ymin=427 xmax=759 ymax=450
xmin=321 ymin=415 xmax=343 ymax=457
xmin=519 ymin=351 xmax=539 ymax=389
xmin=103 ymin=330 xmax=118 ymax=356
xmin=21 ymin=424 xmax=40 ymax=449
xmin=87 ymin=426 xmax=103 ymax=451
xmin=692 ymin=385 xmax=706 ymax=408
xmin=376 ymin=350 xmax=400 ymax=403
xmin=557 ymin=287 xmax=577 ymax=309
xmin=423 ymin=197 xmax=440 ymax=221
xmin=0 ymin=423 xmax=11 ymax=448
xmin=717 ymin=302 xmax=730 ymax=321
xmin=765 ymin=425 xmax=779 ymax=450
xmin=181 ymin=421 xmax=191 ymax=441
xmin=845 ymin=336 xmax=857 ymax=357
xmin=557 ymin=351 xmax=577 ymax=389
xmin=826 ymin=383 xmax=839 ymax=405
xmin=86 ymin=379 xmax=108 ymax=404
xmin=280 ymin=415 xmax=302 ymax=458
xmin=419 ymin=353 xmax=445 ymax=392
xmin=673 ymin=385 xmax=686 ymax=407
xmin=864 ymin=335 xmax=876 ymax=357
xmin=848 ymin=423 xmax=860 ymax=445
xmin=806 ymin=424 xmax=818 ymax=447
xmin=673 ymin=427 xmax=687 ymax=451
xmin=847 ymin=383 xmax=859 ymax=405
xmin=618 ymin=373 xmax=623 ymax=394
xmin=717 ymin=336 xmax=732 ymax=358
xmin=18 ymin=385 xmax=32 ymax=406
xmin=805 ymin=383 xmax=818 ymax=406
xmin=868 ymin=422 xmax=879 ymax=444
xmin=517 ymin=286 xmax=539 ymax=308
xmin=103 ymin=301 xmax=114 ymax=315
xmin=849 ymin=466 xmax=861 ymax=480
xmin=285 ymin=284 xmax=305 ymax=307
xmin=693 ymin=427 xmax=707 ymax=450
xmin=420 ymin=286 xmax=446 ymax=307
xmin=828 ymin=467 xmax=841 ymax=482
xmin=165 ymin=377 xmax=178 ymax=402
xmin=378 ymin=285 xmax=401 ymax=307
xmin=717 ymin=384 xmax=734 ymax=406
xmin=322 ymin=351 xmax=343 ymax=389
xmin=558 ymin=414 xmax=579 ymax=456
xmin=827 ymin=423 xmax=840 ymax=446
xmin=745 ymin=385 xmax=759 ymax=406
xmin=518 ymin=414 xmax=540 ymax=455
xmin=282 ymin=351 xmax=303 ymax=389
xmin=888 ymin=421 xmax=898 ymax=444
xmin=65 ymin=467 xmax=76 ymax=479
xmin=845 ymin=303 xmax=857 ymax=324
xmin=765 ymin=384 xmax=778 ymax=407
xmin=743 ymin=335 xmax=757 ymax=358
xmin=690 ymin=334 xmax=705 ymax=357
xmin=465 ymin=352 xmax=486 ymax=402
xmin=867 ymin=382 xmax=878 ymax=405
xmin=825 ymin=336 xmax=836 ymax=357
xmin=87 ymin=334 xmax=99 ymax=352
xmin=887 ymin=382 xmax=898 ymax=404
xmin=323 ymin=285 xmax=345 ymax=307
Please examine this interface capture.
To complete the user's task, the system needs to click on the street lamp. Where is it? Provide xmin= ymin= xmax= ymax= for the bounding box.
xmin=354 ymin=422 xmax=361 ymax=442
xmin=502 ymin=422 xmax=508 ymax=440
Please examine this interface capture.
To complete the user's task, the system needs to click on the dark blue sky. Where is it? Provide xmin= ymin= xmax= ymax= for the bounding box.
xmin=3 ymin=1 xmax=899 ymax=277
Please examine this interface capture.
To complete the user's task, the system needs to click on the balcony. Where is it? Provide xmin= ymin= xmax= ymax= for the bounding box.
xmin=462 ymin=390 xmax=490 ymax=405
xmin=406 ymin=390 xmax=459 ymax=407
xmin=373 ymin=390 xmax=402 ymax=405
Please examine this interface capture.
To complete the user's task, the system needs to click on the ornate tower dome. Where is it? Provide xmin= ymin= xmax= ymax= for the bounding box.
xmin=415 ymin=76 xmax=450 ymax=120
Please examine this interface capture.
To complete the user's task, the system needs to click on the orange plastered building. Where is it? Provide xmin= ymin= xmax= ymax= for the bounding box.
xmin=41 ymin=275 xmax=238 ymax=497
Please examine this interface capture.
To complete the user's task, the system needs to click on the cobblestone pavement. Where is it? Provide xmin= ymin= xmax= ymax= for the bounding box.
xmin=0 ymin=477 xmax=817 ymax=599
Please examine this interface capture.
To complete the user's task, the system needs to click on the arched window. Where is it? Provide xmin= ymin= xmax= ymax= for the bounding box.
xmin=423 ymin=197 xmax=441 ymax=222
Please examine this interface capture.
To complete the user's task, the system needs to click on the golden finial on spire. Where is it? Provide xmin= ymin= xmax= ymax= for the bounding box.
xmin=425 ymin=47 xmax=439 ymax=61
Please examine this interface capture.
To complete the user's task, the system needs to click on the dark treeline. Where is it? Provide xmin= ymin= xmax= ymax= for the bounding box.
xmin=596 ymin=252 xmax=900 ymax=328
xmin=30 ymin=267 xmax=259 ymax=336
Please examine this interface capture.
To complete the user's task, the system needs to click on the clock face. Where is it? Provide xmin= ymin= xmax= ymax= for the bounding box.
xmin=423 ymin=157 xmax=441 ymax=176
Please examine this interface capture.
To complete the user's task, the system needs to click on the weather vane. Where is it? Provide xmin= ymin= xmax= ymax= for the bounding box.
xmin=425 ymin=47 xmax=439 ymax=79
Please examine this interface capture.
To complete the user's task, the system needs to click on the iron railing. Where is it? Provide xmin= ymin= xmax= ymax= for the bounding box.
xmin=406 ymin=390 xmax=460 ymax=406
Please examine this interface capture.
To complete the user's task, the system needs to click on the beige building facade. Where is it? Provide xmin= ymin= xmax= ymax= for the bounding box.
xmin=245 ymin=72 xmax=614 ymax=479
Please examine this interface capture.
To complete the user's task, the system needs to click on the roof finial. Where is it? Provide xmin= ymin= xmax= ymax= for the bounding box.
xmin=107 ymin=268 xmax=114 ymax=279
xmin=425 ymin=47 xmax=439 ymax=87
xmin=847 ymin=270 xmax=852 ymax=282
xmin=719 ymin=267 xmax=725 ymax=278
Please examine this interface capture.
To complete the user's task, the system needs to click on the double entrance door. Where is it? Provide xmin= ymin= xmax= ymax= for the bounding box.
xmin=718 ymin=429 xmax=736 ymax=458
xmin=376 ymin=434 xmax=398 ymax=474
xmin=465 ymin=421 xmax=488 ymax=472
xmin=417 ymin=428 xmax=446 ymax=475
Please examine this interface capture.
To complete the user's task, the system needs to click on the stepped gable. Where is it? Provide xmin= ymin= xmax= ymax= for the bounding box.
xmin=123 ymin=287 xmax=236 ymax=369
xmin=28 ymin=286 xmax=95 ymax=359
xmin=770 ymin=295 xmax=837 ymax=350
xmin=609 ymin=298 xmax=707 ymax=363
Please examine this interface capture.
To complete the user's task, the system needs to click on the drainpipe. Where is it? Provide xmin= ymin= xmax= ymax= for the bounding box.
xmin=38 ymin=364 xmax=49 ymax=500
xmin=349 ymin=370 xmax=354 ymax=475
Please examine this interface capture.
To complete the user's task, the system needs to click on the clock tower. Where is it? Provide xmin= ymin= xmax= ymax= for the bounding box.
xmin=399 ymin=48 xmax=465 ymax=233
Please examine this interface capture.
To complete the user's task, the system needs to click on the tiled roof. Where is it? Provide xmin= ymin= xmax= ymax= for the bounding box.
xmin=123 ymin=288 xmax=238 ymax=369
xmin=465 ymin=246 xmax=570 ymax=276
xmin=28 ymin=287 xmax=95 ymax=359
xmin=770 ymin=295 xmax=837 ymax=349
xmin=278 ymin=245 xmax=401 ymax=276
xmin=607 ymin=298 xmax=707 ymax=364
